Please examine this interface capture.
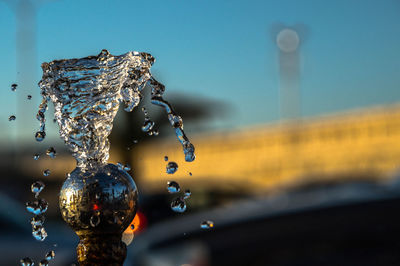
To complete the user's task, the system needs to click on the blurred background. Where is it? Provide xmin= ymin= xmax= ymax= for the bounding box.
xmin=1 ymin=0 xmax=400 ymax=265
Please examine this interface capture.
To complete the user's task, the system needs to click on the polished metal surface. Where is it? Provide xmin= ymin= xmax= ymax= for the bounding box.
xmin=59 ymin=163 xmax=138 ymax=236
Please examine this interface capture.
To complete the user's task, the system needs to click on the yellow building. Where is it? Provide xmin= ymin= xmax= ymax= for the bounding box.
xmin=28 ymin=104 xmax=400 ymax=195
xmin=134 ymin=104 xmax=400 ymax=194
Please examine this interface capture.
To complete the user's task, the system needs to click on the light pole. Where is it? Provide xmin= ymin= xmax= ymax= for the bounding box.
xmin=277 ymin=28 xmax=301 ymax=120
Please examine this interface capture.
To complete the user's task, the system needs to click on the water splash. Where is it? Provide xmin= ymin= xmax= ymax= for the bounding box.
xmin=20 ymin=257 xmax=34 ymax=266
xmin=45 ymin=250 xmax=55 ymax=261
xmin=200 ymin=220 xmax=214 ymax=229
xmin=32 ymin=225 xmax=48 ymax=241
xmin=39 ymin=259 xmax=49 ymax=266
xmin=31 ymin=180 xmax=45 ymax=198
xmin=123 ymin=164 xmax=131 ymax=171
xmin=171 ymin=197 xmax=187 ymax=213
xmin=26 ymin=181 xmax=49 ymax=241
xmin=26 ymin=198 xmax=48 ymax=215
xmin=167 ymin=181 xmax=180 ymax=193
xmin=166 ymin=161 xmax=178 ymax=174
xmin=183 ymin=189 xmax=191 ymax=199
xmin=46 ymin=147 xmax=56 ymax=158
xmin=36 ymin=49 xmax=195 ymax=169
xmin=31 ymin=215 xmax=45 ymax=226
xmin=141 ymin=106 xmax=158 ymax=136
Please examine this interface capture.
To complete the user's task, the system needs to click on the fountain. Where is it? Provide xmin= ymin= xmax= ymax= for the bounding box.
xmin=36 ymin=49 xmax=195 ymax=265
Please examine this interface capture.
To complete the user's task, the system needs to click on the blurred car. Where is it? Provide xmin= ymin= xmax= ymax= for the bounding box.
xmin=0 ymin=192 xmax=77 ymax=265
xmin=127 ymin=180 xmax=400 ymax=266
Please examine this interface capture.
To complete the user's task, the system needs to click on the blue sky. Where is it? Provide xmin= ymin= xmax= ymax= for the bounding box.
xmin=1 ymin=0 xmax=400 ymax=143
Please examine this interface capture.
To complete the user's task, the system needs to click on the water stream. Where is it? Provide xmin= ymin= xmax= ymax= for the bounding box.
xmin=35 ymin=49 xmax=195 ymax=170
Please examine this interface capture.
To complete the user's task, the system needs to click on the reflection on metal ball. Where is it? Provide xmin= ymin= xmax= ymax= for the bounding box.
xmin=59 ymin=163 xmax=138 ymax=265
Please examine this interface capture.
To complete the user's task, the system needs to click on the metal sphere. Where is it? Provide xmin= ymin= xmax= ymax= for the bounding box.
xmin=59 ymin=164 xmax=138 ymax=236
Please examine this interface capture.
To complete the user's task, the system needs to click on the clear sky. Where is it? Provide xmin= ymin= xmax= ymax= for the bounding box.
xmin=1 ymin=0 xmax=400 ymax=143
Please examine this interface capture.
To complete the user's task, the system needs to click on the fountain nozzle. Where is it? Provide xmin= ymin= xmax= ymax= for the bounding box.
xmin=59 ymin=164 xmax=138 ymax=265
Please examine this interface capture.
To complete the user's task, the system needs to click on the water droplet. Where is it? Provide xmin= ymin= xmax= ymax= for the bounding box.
xmin=171 ymin=197 xmax=186 ymax=213
xmin=133 ymin=139 xmax=138 ymax=144
xmin=8 ymin=115 xmax=16 ymax=121
xmin=152 ymin=129 xmax=159 ymax=136
xmin=183 ymin=189 xmax=191 ymax=199
xmin=200 ymin=220 xmax=214 ymax=229
xmin=123 ymin=164 xmax=131 ymax=171
xmin=43 ymin=169 xmax=50 ymax=176
xmin=167 ymin=181 xmax=180 ymax=193
xmin=26 ymin=198 xmax=48 ymax=215
xmin=166 ymin=161 xmax=178 ymax=174
xmin=183 ymin=141 xmax=195 ymax=162
xmin=11 ymin=83 xmax=17 ymax=91
xmin=46 ymin=147 xmax=56 ymax=158
xmin=130 ymin=224 xmax=135 ymax=230
xmin=45 ymin=250 xmax=55 ymax=261
xmin=32 ymin=225 xmax=48 ymax=241
xmin=39 ymin=259 xmax=49 ymax=266
xmin=31 ymin=215 xmax=45 ymax=226
xmin=27 ymin=95 xmax=32 ymax=100
xmin=31 ymin=181 xmax=45 ymax=196
xmin=117 ymin=162 xmax=124 ymax=171
xmin=169 ymin=115 xmax=183 ymax=128
xmin=189 ymin=172 xmax=192 ymax=176
xmin=164 ymin=156 xmax=168 ymax=161
xmin=33 ymin=154 xmax=40 ymax=160
xmin=20 ymin=257 xmax=34 ymax=266
xmin=35 ymin=131 xmax=46 ymax=142
xmin=141 ymin=119 xmax=155 ymax=132
xmin=90 ymin=214 xmax=100 ymax=227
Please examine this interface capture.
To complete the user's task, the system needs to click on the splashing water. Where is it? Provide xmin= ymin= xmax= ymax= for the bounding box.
xmin=26 ymin=181 xmax=49 ymax=241
xmin=166 ymin=161 xmax=178 ymax=174
xmin=26 ymin=198 xmax=48 ymax=215
xmin=183 ymin=189 xmax=191 ymax=199
xmin=20 ymin=257 xmax=34 ymax=266
xmin=123 ymin=164 xmax=131 ymax=171
xmin=32 ymin=225 xmax=48 ymax=241
xmin=171 ymin=197 xmax=187 ymax=213
xmin=45 ymin=250 xmax=55 ymax=261
xmin=141 ymin=106 xmax=158 ymax=136
xmin=39 ymin=259 xmax=49 ymax=266
xmin=200 ymin=220 xmax=214 ymax=229
xmin=31 ymin=215 xmax=45 ymax=226
xmin=46 ymin=147 xmax=56 ymax=158
xmin=31 ymin=180 xmax=45 ymax=197
xmin=36 ymin=49 xmax=195 ymax=169
xmin=167 ymin=181 xmax=180 ymax=193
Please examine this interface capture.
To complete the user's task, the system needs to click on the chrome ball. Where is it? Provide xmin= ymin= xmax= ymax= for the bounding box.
xmin=59 ymin=164 xmax=138 ymax=236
